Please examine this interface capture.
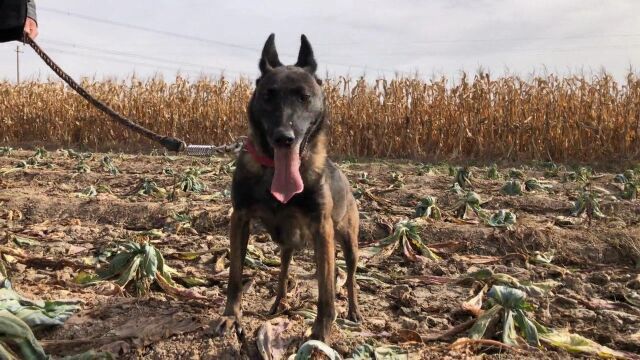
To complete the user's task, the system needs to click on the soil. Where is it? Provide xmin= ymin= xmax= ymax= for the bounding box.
xmin=0 ymin=149 xmax=639 ymax=359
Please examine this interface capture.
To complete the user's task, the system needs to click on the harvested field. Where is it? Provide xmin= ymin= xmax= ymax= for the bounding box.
xmin=0 ymin=148 xmax=639 ymax=359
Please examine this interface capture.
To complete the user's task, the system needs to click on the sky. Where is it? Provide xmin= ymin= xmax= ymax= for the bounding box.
xmin=0 ymin=0 xmax=639 ymax=82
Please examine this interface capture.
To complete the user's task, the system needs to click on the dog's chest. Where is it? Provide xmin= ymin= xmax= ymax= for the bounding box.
xmin=254 ymin=205 xmax=316 ymax=248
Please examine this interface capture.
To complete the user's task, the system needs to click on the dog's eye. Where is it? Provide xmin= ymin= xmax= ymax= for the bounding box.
xmin=299 ymin=93 xmax=311 ymax=103
xmin=263 ymin=88 xmax=276 ymax=102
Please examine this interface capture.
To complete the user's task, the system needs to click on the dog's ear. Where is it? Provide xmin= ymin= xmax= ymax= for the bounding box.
xmin=259 ymin=33 xmax=283 ymax=75
xmin=295 ymin=34 xmax=317 ymax=74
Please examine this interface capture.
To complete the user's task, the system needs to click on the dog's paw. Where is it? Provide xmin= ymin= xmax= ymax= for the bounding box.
xmin=347 ymin=308 xmax=364 ymax=324
xmin=211 ymin=316 xmax=242 ymax=338
xmin=268 ymin=299 xmax=290 ymax=316
xmin=268 ymin=303 xmax=280 ymax=316
xmin=309 ymin=320 xmax=332 ymax=343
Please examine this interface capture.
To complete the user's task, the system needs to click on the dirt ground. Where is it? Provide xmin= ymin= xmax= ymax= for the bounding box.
xmin=0 ymin=149 xmax=639 ymax=359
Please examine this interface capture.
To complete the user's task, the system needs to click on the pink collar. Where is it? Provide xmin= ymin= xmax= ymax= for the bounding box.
xmin=244 ymin=139 xmax=275 ymax=167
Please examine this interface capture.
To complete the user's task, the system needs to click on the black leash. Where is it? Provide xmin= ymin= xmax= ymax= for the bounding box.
xmin=24 ymin=34 xmax=244 ymax=156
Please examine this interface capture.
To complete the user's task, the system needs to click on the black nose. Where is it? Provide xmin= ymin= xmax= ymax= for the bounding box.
xmin=273 ymin=129 xmax=295 ymax=147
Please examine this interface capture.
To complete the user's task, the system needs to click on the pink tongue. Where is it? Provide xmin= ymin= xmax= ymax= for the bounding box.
xmin=271 ymin=145 xmax=304 ymax=203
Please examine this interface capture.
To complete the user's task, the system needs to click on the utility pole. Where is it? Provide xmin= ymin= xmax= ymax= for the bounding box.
xmin=15 ymin=45 xmax=23 ymax=84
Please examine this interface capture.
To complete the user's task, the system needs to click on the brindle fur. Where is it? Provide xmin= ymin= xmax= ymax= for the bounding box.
xmin=214 ymin=34 xmax=362 ymax=342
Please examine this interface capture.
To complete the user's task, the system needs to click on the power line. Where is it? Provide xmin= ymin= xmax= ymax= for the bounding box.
xmin=40 ymin=6 xmax=407 ymax=75
xmin=42 ymin=46 xmax=219 ymax=75
xmin=39 ymin=7 xmax=258 ymax=53
xmin=409 ymin=33 xmax=640 ymax=45
xmin=317 ymin=33 xmax=640 ymax=47
xmin=43 ymin=39 xmax=245 ymax=74
xmin=363 ymin=43 xmax=640 ymax=58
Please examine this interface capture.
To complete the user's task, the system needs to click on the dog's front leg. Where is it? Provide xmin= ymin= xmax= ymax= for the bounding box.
xmin=214 ymin=209 xmax=250 ymax=336
xmin=269 ymin=246 xmax=294 ymax=315
xmin=310 ymin=212 xmax=336 ymax=342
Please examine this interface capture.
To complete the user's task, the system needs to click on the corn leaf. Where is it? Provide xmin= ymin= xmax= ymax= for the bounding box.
xmin=115 ymin=256 xmax=141 ymax=287
xmin=501 ymin=310 xmax=519 ymax=346
xmin=289 ymin=340 xmax=342 ymax=360
xmin=0 ymin=310 xmax=47 ymax=360
xmin=372 ymin=345 xmax=409 ymax=359
xmin=487 ymin=164 xmax=500 ymax=180
xmin=455 ymin=167 xmax=472 ymax=189
xmin=525 ymin=178 xmax=551 ymax=192
xmin=60 ymin=350 xmax=115 ymax=360
xmin=141 ymin=244 xmax=159 ymax=280
xmin=468 ymin=304 xmax=502 ymax=340
xmin=514 ymin=309 xmax=540 ymax=346
xmin=502 ymin=180 xmax=524 ymax=196
xmin=487 ymin=210 xmax=517 ymax=228
xmin=414 ymin=196 xmax=441 ymax=220
xmin=350 ymin=344 xmax=376 ymax=360
xmin=508 ymin=168 xmax=524 ymax=179
xmin=487 ymin=285 xmax=528 ymax=311
xmin=537 ymin=326 xmax=628 ymax=359
xmin=73 ymin=271 xmax=100 ymax=285
xmin=0 ymin=283 xmax=81 ymax=330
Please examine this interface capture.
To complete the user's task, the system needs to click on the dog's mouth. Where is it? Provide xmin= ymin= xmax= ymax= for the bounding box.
xmin=266 ymin=117 xmax=320 ymax=204
xmin=270 ymin=142 xmax=304 ymax=204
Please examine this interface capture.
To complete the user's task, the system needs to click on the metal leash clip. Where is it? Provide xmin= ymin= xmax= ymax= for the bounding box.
xmin=185 ymin=137 xmax=246 ymax=156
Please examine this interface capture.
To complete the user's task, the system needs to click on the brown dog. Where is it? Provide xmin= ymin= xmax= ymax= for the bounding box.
xmin=214 ymin=34 xmax=362 ymax=342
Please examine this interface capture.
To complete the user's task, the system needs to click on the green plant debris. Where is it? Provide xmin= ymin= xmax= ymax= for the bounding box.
xmin=487 ymin=164 xmax=500 ymax=180
xmin=487 ymin=210 xmax=517 ymax=229
xmin=414 ymin=196 xmax=442 ymax=220
xmin=454 ymin=191 xmax=488 ymax=219
xmin=502 ymin=180 xmax=524 ymax=196
xmin=179 ymin=168 xmax=206 ymax=193
xmin=364 ymin=219 xmax=440 ymax=263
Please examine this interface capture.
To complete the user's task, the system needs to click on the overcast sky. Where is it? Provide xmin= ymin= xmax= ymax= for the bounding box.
xmin=0 ymin=0 xmax=638 ymax=82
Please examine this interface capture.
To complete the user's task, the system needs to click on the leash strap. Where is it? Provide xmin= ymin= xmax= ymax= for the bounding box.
xmin=24 ymin=35 xmax=186 ymax=152
xmin=24 ymin=34 xmax=243 ymax=156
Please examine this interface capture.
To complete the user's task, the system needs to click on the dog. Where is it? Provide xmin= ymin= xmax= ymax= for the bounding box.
xmin=214 ymin=34 xmax=362 ymax=342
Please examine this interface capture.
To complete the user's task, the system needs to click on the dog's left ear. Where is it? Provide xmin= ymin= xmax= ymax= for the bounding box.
xmin=295 ymin=34 xmax=317 ymax=74
xmin=259 ymin=33 xmax=283 ymax=75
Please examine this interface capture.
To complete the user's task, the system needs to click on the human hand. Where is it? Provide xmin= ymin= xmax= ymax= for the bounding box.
xmin=24 ymin=17 xmax=38 ymax=39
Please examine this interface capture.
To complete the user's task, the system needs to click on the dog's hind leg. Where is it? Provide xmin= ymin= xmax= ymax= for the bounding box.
xmin=214 ymin=209 xmax=250 ymax=336
xmin=269 ymin=246 xmax=294 ymax=315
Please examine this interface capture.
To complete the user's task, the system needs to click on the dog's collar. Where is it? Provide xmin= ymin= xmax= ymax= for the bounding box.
xmin=244 ymin=139 xmax=275 ymax=167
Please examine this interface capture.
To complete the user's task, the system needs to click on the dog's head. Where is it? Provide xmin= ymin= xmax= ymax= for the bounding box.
xmin=249 ymin=34 xmax=324 ymax=157
xmin=248 ymin=34 xmax=325 ymax=203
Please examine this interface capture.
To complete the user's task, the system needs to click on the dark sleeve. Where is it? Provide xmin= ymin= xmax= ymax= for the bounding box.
xmin=27 ymin=0 xmax=37 ymax=22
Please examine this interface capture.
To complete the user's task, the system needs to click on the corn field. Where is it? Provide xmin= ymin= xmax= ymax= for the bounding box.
xmin=1 ymin=71 xmax=639 ymax=162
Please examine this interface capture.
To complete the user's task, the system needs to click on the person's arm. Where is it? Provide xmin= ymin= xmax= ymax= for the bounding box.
xmin=26 ymin=0 xmax=37 ymax=22
xmin=25 ymin=0 xmax=38 ymax=39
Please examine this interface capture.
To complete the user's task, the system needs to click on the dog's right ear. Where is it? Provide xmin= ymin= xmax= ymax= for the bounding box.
xmin=259 ymin=33 xmax=283 ymax=75
xmin=295 ymin=34 xmax=317 ymax=74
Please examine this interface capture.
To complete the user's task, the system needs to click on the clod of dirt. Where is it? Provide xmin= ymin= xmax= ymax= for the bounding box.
xmin=425 ymin=316 xmax=449 ymax=329
xmin=587 ymin=272 xmax=611 ymax=286
xmin=571 ymin=308 xmax=598 ymax=322
xmin=115 ymin=313 xmax=204 ymax=346
xmin=193 ymin=208 xmax=229 ymax=233
xmin=626 ymin=275 xmax=640 ymax=290
xmin=389 ymin=285 xmax=416 ymax=307
xmin=367 ymin=317 xmax=387 ymax=331
xmin=596 ymin=310 xmax=628 ymax=328
xmin=597 ymin=310 xmax=640 ymax=326
xmin=563 ymin=274 xmax=589 ymax=293
xmin=399 ymin=316 xmax=419 ymax=330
